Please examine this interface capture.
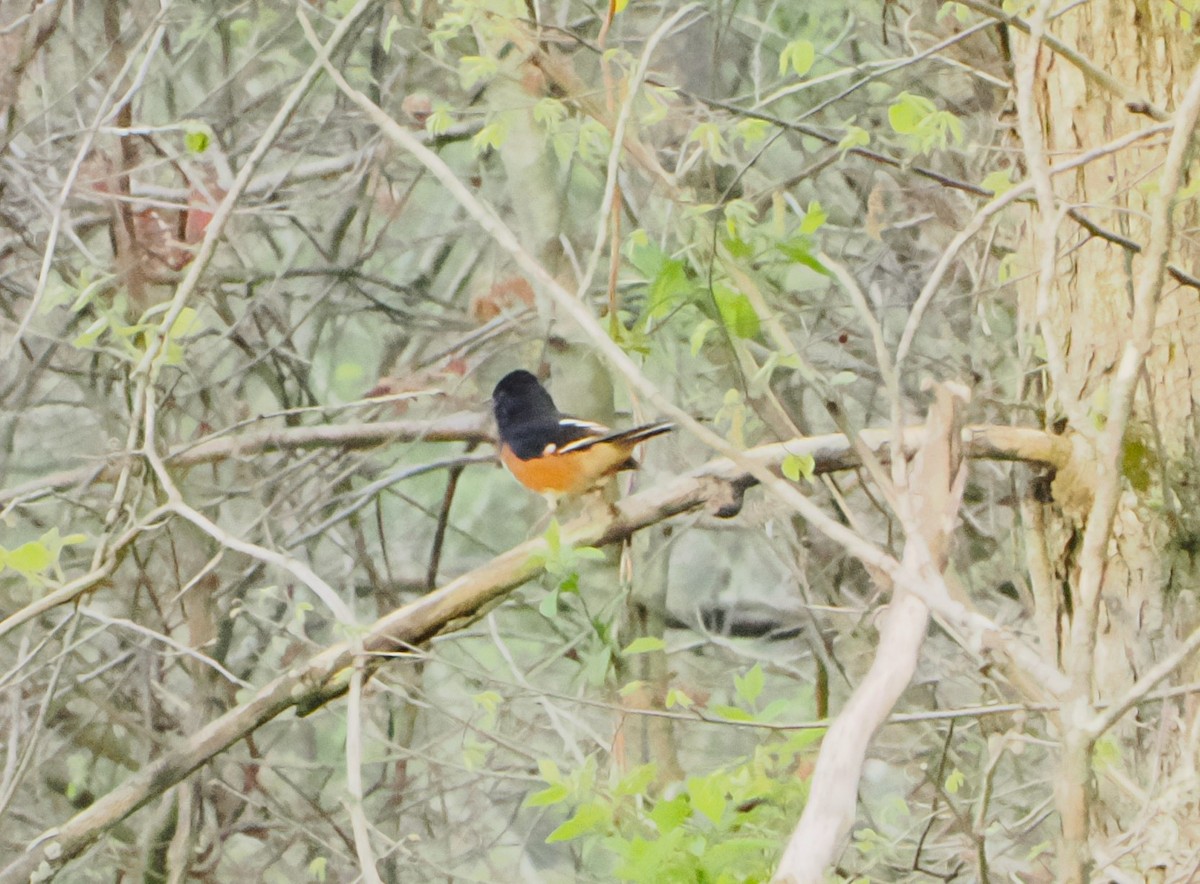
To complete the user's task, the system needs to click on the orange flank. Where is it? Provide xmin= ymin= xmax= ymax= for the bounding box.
xmin=499 ymin=442 xmax=636 ymax=496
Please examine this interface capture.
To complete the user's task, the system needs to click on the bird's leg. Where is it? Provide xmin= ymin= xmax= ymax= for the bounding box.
xmin=581 ymin=483 xmax=621 ymax=523
xmin=528 ymin=492 xmax=560 ymax=535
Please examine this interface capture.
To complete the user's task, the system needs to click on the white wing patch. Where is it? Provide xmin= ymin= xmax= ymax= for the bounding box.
xmin=550 ymin=417 xmax=609 ymax=455
xmin=558 ymin=418 xmax=608 ymax=432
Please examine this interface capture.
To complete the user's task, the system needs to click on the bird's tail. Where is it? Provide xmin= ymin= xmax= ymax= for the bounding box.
xmin=600 ymin=421 xmax=674 ymax=447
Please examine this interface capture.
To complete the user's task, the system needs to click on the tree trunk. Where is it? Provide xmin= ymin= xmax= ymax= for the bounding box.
xmin=1016 ymin=4 xmax=1200 ymax=877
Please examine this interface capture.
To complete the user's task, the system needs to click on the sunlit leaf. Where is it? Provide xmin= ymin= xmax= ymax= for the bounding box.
xmin=307 ymin=857 xmax=328 ymax=882
xmin=837 ymin=124 xmax=870 ymax=154
xmin=735 ymin=663 xmax=764 ymax=704
xmin=622 ymin=636 xmax=666 ymax=655
xmin=426 ymin=104 xmax=453 ymax=135
xmin=459 ymin=55 xmax=498 ymax=89
xmin=782 ymin=453 xmax=815 ymax=483
xmin=690 ymin=318 xmax=717 ymax=355
xmin=712 ymin=286 xmax=759 ymax=339
xmin=472 ymin=120 xmax=508 ymax=153
xmin=649 ymin=794 xmax=690 ymax=833
xmin=184 ymin=129 xmax=210 ymax=154
xmin=981 ymin=168 xmax=1015 ymax=196
xmin=525 ymin=783 xmax=571 ymax=807
xmin=888 ymin=91 xmax=936 ymax=135
xmin=665 ymin=688 xmax=694 ymax=709
xmin=687 ymin=121 xmax=729 ymax=165
xmin=712 ymin=704 xmax=755 ymax=722
xmin=615 ymin=763 xmax=656 ymax=797
xmin=6 ymin=541 xmax=51 ymax=576
xmin=778 ymin=39 xmax=815 ymax=77
xmin=546 ymin=801 xmax=609 ymax=842
xmin=799 ymin=200 xmax=827 ymax=235
xmin=687 ymin=775 xmax=727 ymax=824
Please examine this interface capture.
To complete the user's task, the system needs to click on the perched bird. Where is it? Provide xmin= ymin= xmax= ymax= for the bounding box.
xmin=491 ymin=369 xmax=673 ymax=498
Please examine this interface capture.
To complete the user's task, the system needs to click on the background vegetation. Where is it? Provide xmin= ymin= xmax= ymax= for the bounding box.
xmin=2 ymin=0 xmax=1197 ymax=881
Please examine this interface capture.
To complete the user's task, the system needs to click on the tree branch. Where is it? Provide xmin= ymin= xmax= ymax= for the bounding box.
xmin=0 ymin=421 xmax=1065 ymax=880
xmin=774 ymin=384 xmax=967 ymax=882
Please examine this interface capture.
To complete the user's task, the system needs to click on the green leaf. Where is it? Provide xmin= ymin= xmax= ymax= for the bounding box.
xmin=758 ymin=697 xmax=793 ymax=722
xmin=784 ymin=726 xmax=827 ymax=752
xmin=735 ymin=117 xmax=770 ymax=148
xmin=426 ymin=103 xmax=453 ymax=136
xmin=538 ymin=758 xmax=562 ymax=783
xmin=6 ymin=541 xmax=51 ymax=576
xmin=582 ymin=646 xmax=612 ymax=686
xmin=308 ymin=856 xmax=328 ymax=882
xmin=622 ymin=636 xmax=666 ymax=655
xmin=577 ymin=118 xmax=612 ymax=163
xmin=649 ymin=794 xmax=690 ymax=834
xmin=888 ymin=91 xmax=936 ymax=135
xmin=546 ymin=801 xmax=609 ymax=842
xmin=619 ymin=679 xmax=646 ymax=697
xmin=533 ymin=97 xmax=567 ymax=130
xmin=615 ymin=763 xmax=657 ymax=797
xmin=473 ymin=691 xmax=501 ymax=716
xmin=1092 ymin=734 xmax=1121 ymax=771
xmin=525 ymin=783 xmax=571 ymax=807
xmin=687 ymin=775 xmax=727 ymax=825
xmin=981 ymin=168 xmax=1015 ymax=196
xmin=712 ymin=704 xmax=755 ymax=722
xmin=799 ymin=200 xmax=827 ymax=235
xmin=647 ymin=258 xmax=691 ymax=317
xmin=636 ymin=85 xmax=672 ymax=127
xmin=778 ymin=39 xmax=815 ymax=77
xmin=777 ymin=237 xmax=828 ymax=274
xmin=837 ymin=124 xmax=870 ymax=154
xmin=461 ymin=736 xmax=488 ymax=770
xmin=712 ymin=285 xmax=759 ymax=339
xmin=543 ymin=518 xmax=562 ymax=555
xmin=782 ymin=453 xmax=815 ymax=483
xmin=333 ymin=361 xmax=364 ymax=389
xmin=472 ymin=119 xmax=508 ymax=153
xmin=735 ymin=663 xmax=765 ymax=704
xmin=72 ymin=316 xmax=110 ymax=349
xmin=830 ymin=370 xmax=857 ymax=386
xmin=937 ymin=2 xmax=971 ymax=23
xmin=184 ymin=129 xmax=210 ymax=154
xmin=665 ymin=688 xmax=694 ymax=709
xmin=161 ymin=306 xmax=204 ymax=365
xmin=689 ymin=317 xmax=717 ymax=355
xmin=1026 ymin=839 xmax=1052 ymax=861
xmin=459 ymin=55 xmax=498 ymax=89
xmin=539 ymin=588 xmax=560 ymax=618
xmin=626 ymin=230 xmax=664 ymax=276
xmin=946 ymin=113 xmax=964 ymax=145
xmin=723 ymin=198 xmax=758 ymax=240
xmin=687 ymin=121 xmax=729 ymax=164
xmin=945 ymin=767 xmax=965 ymax=794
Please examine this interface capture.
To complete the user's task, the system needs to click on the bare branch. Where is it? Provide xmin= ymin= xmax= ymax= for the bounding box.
xmin=774 ymin=384 xmax=968 ymax=882
xmin=0 ymin=419 xmax=1066 ymax=880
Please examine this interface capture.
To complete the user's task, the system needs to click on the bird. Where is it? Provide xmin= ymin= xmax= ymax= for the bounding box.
xmin=491 ymin=369 xmax=673 ymax=498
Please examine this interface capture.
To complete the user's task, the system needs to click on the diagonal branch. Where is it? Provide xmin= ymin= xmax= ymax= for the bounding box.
xmin=773 ymin=384 xmax=969 ymax=882
xmin=2 ymin=420 xmax=1066 ymax=880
